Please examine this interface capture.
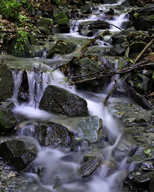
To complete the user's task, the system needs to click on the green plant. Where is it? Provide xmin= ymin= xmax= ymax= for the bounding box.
xmin=14 ymin=30 xmax=28 ymax=53
xmin=20 ymin=0 xmax=32 ymax=11
xmin=0 ymin=0 xmax=21 ymax=21
xmin=53 ymin=0 xmax=61 ymax=5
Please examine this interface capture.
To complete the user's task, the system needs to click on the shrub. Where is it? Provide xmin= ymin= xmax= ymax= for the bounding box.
xmin=0 ymin=0 xmax=21 ymax=21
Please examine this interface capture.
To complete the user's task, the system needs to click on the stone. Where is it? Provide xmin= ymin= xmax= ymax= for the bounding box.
xmin=76 ymin=115 xmax=103 ymax=143
xmin=21 ymin=122 xmax=72 ymax=148
xmin=46 ymin=40 xmax=76 ymax=58
xmin=39 ymin=85 xmax=88 ymax=117
xmin=0 ymin=64 xmax=13 ymax=101
xmin=0 ymin=108 xmax=17 ymax=134
xmin=0 ymin=137 xmax=38 ymax=171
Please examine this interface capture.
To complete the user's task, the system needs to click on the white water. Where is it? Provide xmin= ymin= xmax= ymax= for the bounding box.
xmin=12 ymin=67 xmax=128 ymax=192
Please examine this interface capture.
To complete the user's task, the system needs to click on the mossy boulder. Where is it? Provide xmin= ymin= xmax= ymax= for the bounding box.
xmin=67 ymin=57 xmax=109 ymax=92
xmin=0 ymin=137 xmax=38 ymax=171
xmin=54 ymin=12 xmax=69 ymax=25
xmin=0 ymin=108 xmax=17 ymax=134
xmin=53 ymin=11 xmax=70 ymax=33
xmin=8 ymin=32 xmax=35 ymax=58
xmin=0 ymin=64 xmax=13 ymax=101
xmin=46 ymin=40 xmax=76 ymax=58
xmin=39 ymin=85 xmax=89 ymax=117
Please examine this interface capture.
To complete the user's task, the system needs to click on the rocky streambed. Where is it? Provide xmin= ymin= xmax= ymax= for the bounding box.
xmin=0 ymin=0 xmax=154 ymax=192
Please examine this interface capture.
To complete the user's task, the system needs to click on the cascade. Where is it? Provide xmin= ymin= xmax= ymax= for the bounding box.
xmin=3 ymin=1 xmax=134 ymax=191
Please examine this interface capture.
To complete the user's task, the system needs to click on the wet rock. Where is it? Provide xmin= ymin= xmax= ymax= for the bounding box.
xmin=129 ymin=41 xmax=146 ymax=54
xmin=39 ymin=85 xmax=89 ymax=117
xmin=133 ymin=17 xmax=148 ymax=30
xmin=89 ymin=20 xmax=110 ymax=30
xmin=37 ymin=26 xmax=50 ymax=35
xmin=0 ymin=108 xmax=17 ymax=134
xmin=67 ymin=57 xmax=110 ymax=92
xmin=127 ymin=73 xmax=150 ymax=95
xmin=76 ymin=115 xmax=103 ymax=143
xmin=8 ymin=33 xmax=35 ymax=58
xmin=109 ymin=34 xmax=127 ymax=56
xmin=53 ymin=11 xmax=70 ymax=33
xmin=80 ymin=4 xmax=92 ymax=14
xmin=21 ymin=122 xmax=72 ymax=148
xmin=78 ymin=151 xmax=102 ymax=177
xmin=70 ymin=138 xmax=90 ymax=152
xmin=46 ymin=40 xmax=76 ymax=58
xmin=54 ymin=151 xmax=102 ymax=188
xmin=0 ymin=64 xmax=13 ymax=101
xmin=0 ymin=137 xmax=39 ymax=171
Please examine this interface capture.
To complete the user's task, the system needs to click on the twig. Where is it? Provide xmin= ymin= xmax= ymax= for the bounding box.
xmin=103 ymin=38 xmax=154 ymax=106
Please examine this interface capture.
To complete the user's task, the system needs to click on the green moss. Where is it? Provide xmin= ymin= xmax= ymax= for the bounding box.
xmin=0 ymin=0 xmax=21 ymax=21
xmin=54 ymin=12 xmax=68 ymax=25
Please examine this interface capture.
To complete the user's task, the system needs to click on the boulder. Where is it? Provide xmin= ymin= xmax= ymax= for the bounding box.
xmin=80 ymin=4 xmax=92 ymax=14
xmin=0 ymin=108 xmax=17 ymax=134
xmin=39 ymin=85 xmax=89 ymax=117
xmin=46 ymin=40 xmax=76 ymax=58
xmin=8 ymin=33 xmax=35 ymax=58
xmin=21 ymin=122 xmax=72 ymax=148
xmin=0 ymin=64 xmax=13 ymax=101
xmin=67 ymin=57 xmax=109 ymax=92
xmin=89 ymin=20 xmax=110 ymax=30
xmin=76 ymin=115 xmax=103 ymax=143
xmin=0 ymin=137 xmax=38 ymax=171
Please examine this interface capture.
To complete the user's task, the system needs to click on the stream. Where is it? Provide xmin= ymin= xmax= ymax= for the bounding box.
xmin=0 ymin=0 xmax=146 ymax=192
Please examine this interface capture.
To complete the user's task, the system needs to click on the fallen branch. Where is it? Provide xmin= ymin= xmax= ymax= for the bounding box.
xmin=133 ymin=38 xmax=154 ymax=64
xmin=70 ymin=60 xmax=154 ymax=83
xmin=74 ymin=30 xmax=109 ymax=54
xmin=103 ymin=38 xmax=154 ymax=107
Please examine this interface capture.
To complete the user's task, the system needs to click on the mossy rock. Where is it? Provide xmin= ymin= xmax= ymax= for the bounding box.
xmin=0 ymin=108 xmax=17 ymax=134
xmin=8 ymin=32 xmax=35 ymax=57
xmin=54 ymin=12 xmax=69 ymax=25
xmin=0 ymin=64 xmax=13 ymax=101
xmin=46 ymin=40 xmax=76 ymax=58
xmin=39 ymin=85 xmax=89 ymax=117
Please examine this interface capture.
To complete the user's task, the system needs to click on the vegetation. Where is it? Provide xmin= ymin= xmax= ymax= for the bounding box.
xmin=14 ymin=30 xmax=28 ymax=53
xmin=0 ymin=0 xmax=21 ymax=21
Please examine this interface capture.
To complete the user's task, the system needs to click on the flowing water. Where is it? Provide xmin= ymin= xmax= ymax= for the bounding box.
xmin=3 ymin=1 xmax=133 ymax=191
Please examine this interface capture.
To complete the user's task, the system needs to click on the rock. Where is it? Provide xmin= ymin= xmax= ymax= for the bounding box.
xmin=133 ymin=18 xmax=148 ymax=30
xmin=76 ymin=115 xmax=103 ymax=143
xmin=37 ymin=26 xmax=50 ymax=35
xmin=46 ymin=40 xmax=76 ymax=58
xmin=67 ymin=57 xmax=109 ymax=92
xmin=109 ymin=34 xmax=127 ymax=56
xmin=8 ymin=33 xmax=35 ymax=58
xmin=21 ymin=122 xmax=72 ymax=148
xmin=39 ymin=85 xmax=89 ymax=117
xmin=0 ymin=108 xmax=17 ymax=134
xmin=77 ymin=151 xmax=102 ymax=177
xmin=127 ymin=73 xmax=150 ymax=95
xmin=0 ymin=64 xmax=13 ymax=101
xmin=53 ymin=11 xmax=70 ymax=33
xmin=0 ymin=137 xmax=38 ymax=171
xmin=70 ymin=138 xmax=90 ymax=152
xmin=89 ymin=20 xmax=110 ymax=30
xmin=80 ymin=4 xmax=92 ymax=14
